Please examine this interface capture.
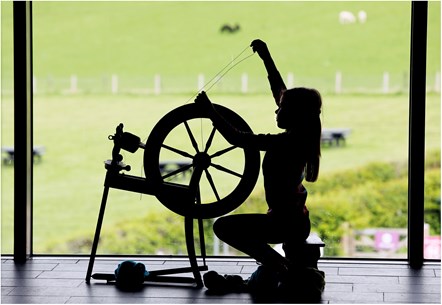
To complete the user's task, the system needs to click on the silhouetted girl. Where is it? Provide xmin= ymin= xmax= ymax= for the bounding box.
xmin=195 ymin=39 xmax=322 ymax=277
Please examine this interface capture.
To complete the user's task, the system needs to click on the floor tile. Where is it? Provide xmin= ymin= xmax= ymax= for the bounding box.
xmin=399 ymin=275 xmax=441 ymax=285
xmin=322 ymin=291 xmax=383 ymax=303
xmin=1 ymin=278 xmax=84 ymax=288
xmin=0 ymin=295 xmax=71 ymax=304
xmin=338 ymin=267 xmax=436 ymax=277
xmin=353 ymin=283 xmax=441 ymax=293
xmin=36 ymin=271 xmax=87 ymax=279
xmin=326 ymin=275 xmax=399 ymax=284
xmin=384 ymin=292 xmax=441 ymax=304
xmin=1 ymin=270 xmax=43 ymax=279
xmin=1 ymin=263 xmax=58 ymax=271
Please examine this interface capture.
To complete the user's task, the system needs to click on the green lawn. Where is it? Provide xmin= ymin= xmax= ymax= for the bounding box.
xmin=1 ymin=1 xmax=440 ymax=80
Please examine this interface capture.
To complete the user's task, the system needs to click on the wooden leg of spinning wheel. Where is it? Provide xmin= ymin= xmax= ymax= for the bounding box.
xmin=197 ymin=218 xmax=207 ymax=267
xmin=86 ymin=185 xmax=110 ymax=283
xmin=184 ymin=217 xmax=203 ymax=287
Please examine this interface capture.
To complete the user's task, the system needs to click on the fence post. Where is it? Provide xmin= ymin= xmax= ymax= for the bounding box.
xmin=335 ymin=71 xmax=342 ymax=94
xmin=287 ymin=72 xmax=294 ymax=88
xmin=341 ymin=222 xmax=354 ymax=256
xmin=198 ymin=73 xmax=205 ymax=91
xmin=111 ymin=74 xmax=118 ymax=94
xmin=435 ymin=72 xmax=440 ymax=93
xmin=223 ymin=241 xmax=229 ymax=255
xmin=241 ymin=73 xmax=248 ymax=93
xmin=70 ymin=75 xmax=78 ymax=93
xmin=154 ymin=74 xmax=161 ymax=95
xmin=403 ymin=71 xmax=409 ymax=93
xmin=47 ymin=75 xmax=54 ymax=93
xmin=383 ymin=72 xmax=390 ymax=94
xmin=213 ymin=225 xmax=220 ymax=256
xmin=213 ymin=236 xmax=219 ymax=256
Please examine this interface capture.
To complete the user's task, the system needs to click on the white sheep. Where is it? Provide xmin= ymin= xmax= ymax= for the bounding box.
xmin=358 ymin=10 xmax=367 ymax=23
xmin=339 ymin=11 xmax=356 ymax=24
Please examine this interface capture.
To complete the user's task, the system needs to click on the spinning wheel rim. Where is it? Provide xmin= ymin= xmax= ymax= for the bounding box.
xmin=144 ymin=103 xmax=260 ymax=219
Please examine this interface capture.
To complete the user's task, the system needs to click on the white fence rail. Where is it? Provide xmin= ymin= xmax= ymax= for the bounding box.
xmin=4 ymin=71 xmax=441 ymax=95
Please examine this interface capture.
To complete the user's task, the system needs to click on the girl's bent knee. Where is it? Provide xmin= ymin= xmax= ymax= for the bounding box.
xmin=213 ymin=217 xmax=226 ymax=238
xmin=213 ymin=216 xmax=237 ymax=241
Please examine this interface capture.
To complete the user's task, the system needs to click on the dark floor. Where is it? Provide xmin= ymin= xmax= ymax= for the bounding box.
xmin=1 ymin=257 xmax=440 ymax=304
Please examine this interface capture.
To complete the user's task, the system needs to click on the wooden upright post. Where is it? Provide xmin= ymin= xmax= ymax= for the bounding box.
xmin=408 ymin=1 xmax=428 ymax=269
xmin=13 ymin=1 xmax=33 ymax=263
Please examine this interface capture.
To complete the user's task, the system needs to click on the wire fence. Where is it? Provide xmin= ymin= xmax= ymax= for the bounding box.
xmin=1 ymin=71 xmax=440 ymax=96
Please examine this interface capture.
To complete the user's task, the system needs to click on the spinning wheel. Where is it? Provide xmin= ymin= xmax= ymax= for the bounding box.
xmin=86 ymin=103 xmax=260 ymax=287
xmin=144 ymin=103 xmax=260 ymax=219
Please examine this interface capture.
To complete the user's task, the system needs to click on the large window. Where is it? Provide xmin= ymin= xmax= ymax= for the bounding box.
xmin=1 ymin=1 xmax=440 ymax=260
xmin=1 ymin=1 xmax=14 ymax=254
xmin=424 ymin=0 xmax=441 ymax=260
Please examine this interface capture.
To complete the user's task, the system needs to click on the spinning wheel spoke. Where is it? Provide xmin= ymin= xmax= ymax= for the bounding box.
xmin=162 ymin=163 xmax=193 ymax=180
xmin=204 ymin=169 xmax=221 ymax=201
xmin=161 ymin=144 xmax=194 ymax=159
xmin=211 ymin=162 xmax=243 ymax=179
xmin=210 ymin=145 xmax=237 ymax=158
xmin=204 ymin=127 xmax=217 ymax=153
xmin=183 ymin=121 xmax=200 ymax=153
xmin=144 ymin=103 xmax=260 ymax=219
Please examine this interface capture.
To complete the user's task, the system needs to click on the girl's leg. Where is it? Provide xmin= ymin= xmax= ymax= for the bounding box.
xmin=213 ymin=214 xmax=289 ymax=272
xmin=282 ymin=214 xmax=312 ymax=267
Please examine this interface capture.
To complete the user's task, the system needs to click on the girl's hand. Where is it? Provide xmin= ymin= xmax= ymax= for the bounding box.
xmin=250 ymin=39 xmax=271 ymax=60
xmin=194 ymin=91 xmax=214 ymax=114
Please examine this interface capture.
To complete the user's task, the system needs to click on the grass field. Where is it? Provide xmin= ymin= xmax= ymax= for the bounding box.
xmin=1 ymin=93 xmax=440 ymax=253
xmin=1 ymin=1 xmax=440 ymax=79
xmin=1 ymin=1 xmax=440 ymax=254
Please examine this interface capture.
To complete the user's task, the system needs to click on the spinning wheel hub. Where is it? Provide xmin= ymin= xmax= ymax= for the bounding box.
xmin=193 ymin=152 xmax=211 ymax=170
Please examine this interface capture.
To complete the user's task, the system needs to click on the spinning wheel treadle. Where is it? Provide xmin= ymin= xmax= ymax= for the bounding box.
xmin=144 ymin=103 xmax=260 ymax=219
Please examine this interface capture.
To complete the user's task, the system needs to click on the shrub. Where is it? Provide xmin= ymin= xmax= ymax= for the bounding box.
xmin=50 ymin=150 xmax=440 ymax=256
